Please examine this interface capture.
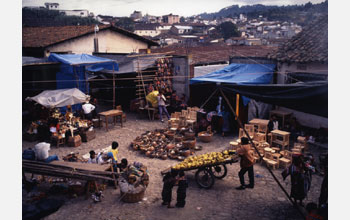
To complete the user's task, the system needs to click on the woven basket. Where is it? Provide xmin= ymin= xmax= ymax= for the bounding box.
xmin=198 ymin=131 xmax=213 ymax=143
xmin=120 ymin=188 xmax=146 ymax=203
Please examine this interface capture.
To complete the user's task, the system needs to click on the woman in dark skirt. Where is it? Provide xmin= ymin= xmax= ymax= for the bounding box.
xmin=176 ymin=171 xmax=188 ymax=208
xmin=161 ymin=169 xmax=178 ymax=208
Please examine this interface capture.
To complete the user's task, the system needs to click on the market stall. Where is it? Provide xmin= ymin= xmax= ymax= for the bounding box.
xmin=25 ymin=88 xmax=95 ymax=146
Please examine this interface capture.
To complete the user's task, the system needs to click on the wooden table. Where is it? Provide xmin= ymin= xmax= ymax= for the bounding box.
xmin=98 ymin=109 xmax=123 ymax=131
xmin=249 ymin=118 xmax=269 ymax=134
xmin=269 ymin=110 xmax=292 ymax=129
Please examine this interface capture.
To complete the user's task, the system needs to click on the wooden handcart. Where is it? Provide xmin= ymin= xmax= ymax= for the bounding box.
xmin=164 ymin=155 xmax=239 ymax=189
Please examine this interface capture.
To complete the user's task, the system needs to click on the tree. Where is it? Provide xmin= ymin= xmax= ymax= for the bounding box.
xmin=217 ymin=21 xmax=240 ymax=40
xmin=180 ymin=16 xmax=185 ymax=23
xmin=114 ymin=17 xmax=135 ymax=32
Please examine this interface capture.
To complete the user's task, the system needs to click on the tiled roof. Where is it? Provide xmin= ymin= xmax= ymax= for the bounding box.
xmin=23 ymin=25 xmax=158 ymax=48
xmin=150 ymin=43 xmax=278 ymax=65
xmin=268 ymin=16 xmax=328 ymax=63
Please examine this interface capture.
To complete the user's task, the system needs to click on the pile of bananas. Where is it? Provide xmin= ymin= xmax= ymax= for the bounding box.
xmin=172 ymin=150 xmax=236 ymax=170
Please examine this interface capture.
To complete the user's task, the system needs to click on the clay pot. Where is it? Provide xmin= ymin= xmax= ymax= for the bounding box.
xmin=166 ymin=144 xmax=175 ymax=150
xmin=184 ymin=131 xmax=195 ymax=139
xmin=145 ymin=151 xmax=152 ymax=157
xmin=161 ymin=154 xmax=168 ymax=160
xmin=183 ymin=138 xmax=196 ymax=149
xmin=180 ymin=149 xmax=191 ymax=157
xmin=175 ymin=135 xmax=184 ymax=142
xmin=133 ymin=145 xmax=139 ymax=151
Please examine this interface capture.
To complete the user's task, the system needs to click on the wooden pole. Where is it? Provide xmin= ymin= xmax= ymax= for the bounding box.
xmin=113 ymin=65 xmax=116 ymax=109
xmin=218 ymin=88 xmax=305 ymax=219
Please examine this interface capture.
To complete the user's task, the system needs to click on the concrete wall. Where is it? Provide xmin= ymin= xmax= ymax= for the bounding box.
xmin=277 ymin=62 xmax=328 ymax=128
xmin=46 ymin=29 xmax=149 ymax=56
xmin=172 ymin=56 xmax=190 ymax=101
xmin=277 ymin=62 xmax=328 ymax=84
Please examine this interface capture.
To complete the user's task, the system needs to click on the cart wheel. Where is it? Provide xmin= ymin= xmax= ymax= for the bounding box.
xmin=211 ymin=164 xmax=228 ymax=179
xmin=195 ymin=167 xmax=215 ymax=189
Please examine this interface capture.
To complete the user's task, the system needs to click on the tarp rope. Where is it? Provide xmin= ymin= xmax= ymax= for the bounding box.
xmin=218 ymin=88 xmax=306 ymax=220
xmin=199 ymin=88 xmax=218 ymax=110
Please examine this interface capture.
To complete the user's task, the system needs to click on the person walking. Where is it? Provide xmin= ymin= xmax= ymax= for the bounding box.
xmin=282 ymin=153 xmax=312 ymax=207
xmin=236 ymin=137 xmax=255 ymax=190
xmin=157 ymin=90 xmax=170 ymax=122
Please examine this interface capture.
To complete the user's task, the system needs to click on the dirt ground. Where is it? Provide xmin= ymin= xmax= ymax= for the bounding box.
xmin=22 ymin=112 xmax=326 ymax=220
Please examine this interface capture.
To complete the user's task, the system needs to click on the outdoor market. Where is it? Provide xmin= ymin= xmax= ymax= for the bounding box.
xmin=20 ymin=49 xmax=328 ymax=220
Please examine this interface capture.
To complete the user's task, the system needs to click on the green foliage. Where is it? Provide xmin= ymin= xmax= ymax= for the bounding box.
xmin=217 ymin=22 xmax=240 ymax=40
xmin=22 ymin=8 xmax=99 ymax=27
xmin=180 ymin=16 xmax=185 ymax=23
xmin=114 ymin=17 xmax=135 ymax=32
xmin=198 ymin=1 xmax=328 ymax=26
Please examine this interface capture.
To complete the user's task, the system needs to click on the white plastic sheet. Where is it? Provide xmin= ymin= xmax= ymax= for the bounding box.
xmin=27 ymin=88 xmax=89 ymax=108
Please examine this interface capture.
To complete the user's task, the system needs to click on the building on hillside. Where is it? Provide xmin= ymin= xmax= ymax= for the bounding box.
xmin=130 ymin=11 xmax=142 ymax=20
xmin=44 ymin=2 xmax=59 ymax=10
xmin=134 ymin=23 xmax=161 ymax=37
xmin=60 ymin=9 xmax=90 ymax=17
xmin=162 ymin=14 xmax=179 ymax=24
xmin=142 ymin=14 xmax=162 ymax=23
xmin=268 ymin=16 xmax=328 ymax=129
xmin=170 ymin=25 xmax=193 ymax=35
xmin=23 ymin=25 xmax=159 ymax=57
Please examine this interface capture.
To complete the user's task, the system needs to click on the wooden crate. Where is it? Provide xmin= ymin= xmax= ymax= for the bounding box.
xmin=81 ymin=129 xmax=96 ymax=142
xmin=68 ymin=135 xmax=82 ymax=147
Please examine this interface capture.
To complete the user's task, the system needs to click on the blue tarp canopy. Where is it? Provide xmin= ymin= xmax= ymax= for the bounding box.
xmin=48 ymin=53 xmax=118 ymax=72
xmin=190 ymin=63 xmax=275 ymax=85
xmin=47 ymin=53 xmax=118 ymax=112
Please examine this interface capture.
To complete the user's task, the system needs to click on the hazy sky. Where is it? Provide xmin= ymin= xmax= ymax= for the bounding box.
xmin=22 ymin=0 xmax=325 ymax=17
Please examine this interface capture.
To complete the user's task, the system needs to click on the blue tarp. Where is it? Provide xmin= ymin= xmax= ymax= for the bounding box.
xmin=190 ymin=63 xmax=276 ymax=106
xmin=190 ymin=63 xmax=275 ymax=85
xmin=48 ymin=53 xmax=118 ymax=112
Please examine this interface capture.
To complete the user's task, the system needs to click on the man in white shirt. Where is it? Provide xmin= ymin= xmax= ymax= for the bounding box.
xmin=82 ymin=101 xmax=95 ymax=120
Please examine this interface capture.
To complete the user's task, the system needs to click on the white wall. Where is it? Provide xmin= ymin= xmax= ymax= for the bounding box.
xmin=45 ymin=29 xmax=149 ymax=55
xmin=134 ymin=30 xmax=161 ymax=37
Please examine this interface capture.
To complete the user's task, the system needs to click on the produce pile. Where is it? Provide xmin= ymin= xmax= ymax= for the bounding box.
xmin=119 ymin=162 xmax=149 ymax=194
xmin=172 ymin=150 xmax=237 ymax=170
xmin=131 ymin=128 xmax=200 ymax=161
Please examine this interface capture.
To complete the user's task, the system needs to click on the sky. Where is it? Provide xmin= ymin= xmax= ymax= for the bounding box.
xmin=22 ymin=0 xmax=325 ymax=17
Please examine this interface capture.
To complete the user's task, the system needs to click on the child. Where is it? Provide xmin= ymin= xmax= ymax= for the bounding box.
xmin=108 ymin=141 xmax=119 ymax=170
xmin=87 ymin=150 xmax=97 ymax=164
xmin=176 ymin=171 xmax=188 ymax=208
xmin=118 ymin=158 xmax=128 ymax=173
xmin=161 ymin=169 xmax=178 ymax=208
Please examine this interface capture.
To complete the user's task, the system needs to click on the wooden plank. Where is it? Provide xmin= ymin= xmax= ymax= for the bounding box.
xmin=50 ymin=161 xmax=110 ymax=172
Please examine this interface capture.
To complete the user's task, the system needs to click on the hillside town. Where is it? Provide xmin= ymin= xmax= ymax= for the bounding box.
xmin=21 ymin=1 xmax=328 ymax=220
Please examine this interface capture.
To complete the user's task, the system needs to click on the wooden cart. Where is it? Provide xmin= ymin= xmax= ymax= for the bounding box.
xmin=165 ymin=155 xmax=239 ymax=189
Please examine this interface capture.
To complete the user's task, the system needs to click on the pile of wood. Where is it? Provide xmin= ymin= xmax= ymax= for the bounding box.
xmin=23 ymin=160 xmax=115 ymax=182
